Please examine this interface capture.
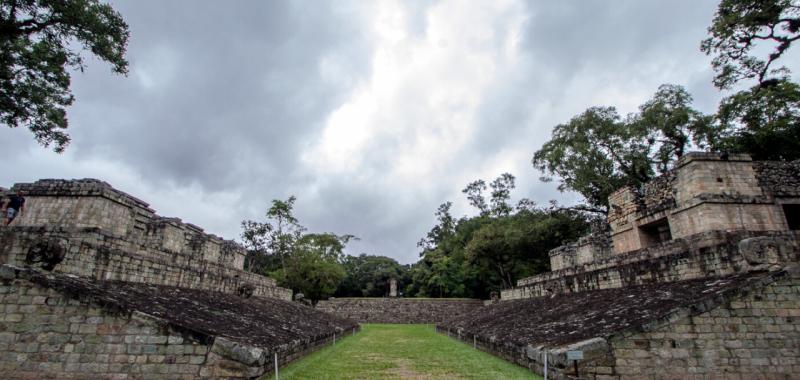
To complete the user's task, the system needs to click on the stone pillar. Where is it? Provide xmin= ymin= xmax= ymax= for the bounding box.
xmin=389 ymin=278 xmax=397 ymax=297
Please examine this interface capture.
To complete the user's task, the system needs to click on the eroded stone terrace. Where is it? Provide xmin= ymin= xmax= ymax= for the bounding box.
xmin=440 ymin=270 xmax=779 ymax=348
xmin=9 ymin=265 xmax=358 ymax=349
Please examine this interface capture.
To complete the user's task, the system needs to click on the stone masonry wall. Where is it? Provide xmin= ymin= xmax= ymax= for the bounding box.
xmin=10 ymin=179 xmax=245 ymax=270
xmin=0 ymin=227 xmax=292 ymax=300
xmin=611 ymin=274 xmax=800 ymax=379
xmin=316 ymin=298 xmax=485 ymax=324
xmin=755 ymin=160 xmax=800 ymax=197
xmin=504 ymin=230 xmax=799 ymax=301
xmin=0 ymin=277 xmax=217 ymax=379
xmin=0 ymin=266 xmax=358 ymax=379
xmin=549 ymin=227 xmax=612 ymax=271
xmin=1 ymin=179 xmax=292 ymax=300
xmin=607 ymin=153 xmax=795 ymax=254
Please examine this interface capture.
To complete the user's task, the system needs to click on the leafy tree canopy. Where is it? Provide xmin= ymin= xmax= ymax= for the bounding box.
xmin=532 ymin=84 xmax=710 ymax=213
xmin=279 ymin=233 xmax=350 ymax=305
xmin=241 ymin=197 xmax=353 ymax=304
xmin=409 ymin=174 xmax=589 ymax=298
xmin=241 ymin=196 xmax=305 ymax=275
xmin=0 ymin=0 xmax=129 ymax=152
xmin=337 ymin=254 xmax=407 ymax=297
xmin=702 ymin=0 xmax=800 ymax=89
xmin=713 ymin=78 xmax=800 ymax=160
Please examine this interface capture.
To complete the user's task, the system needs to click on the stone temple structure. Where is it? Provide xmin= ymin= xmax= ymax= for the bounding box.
xmin=0 ymin=179 xmax=357 ymax=379
xmin=438 ymin=153 xmax=800 ymax=379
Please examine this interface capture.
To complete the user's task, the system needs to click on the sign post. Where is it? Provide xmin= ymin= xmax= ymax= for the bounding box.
xmin=567 ymin=350 xmax=583 ymax=378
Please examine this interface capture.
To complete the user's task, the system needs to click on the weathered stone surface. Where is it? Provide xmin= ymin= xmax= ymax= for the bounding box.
xmin=738 ymin=235 xmax=796 ymax=266
xmin=607 ymin=153 xmax=796 ymax=254
xmin=448 ymin=271 xmax=778 ymax=348
xmin=509 ymin=230 xmax=799 ymax=300
xmin=9 ymin=179 xmax=247 ymax=270
xmin=442 ymin=269 xmax=800 ymax=379
xmin=0 ymin=179 xmax=356 ymax=379
xmin=210 ymin=337 xmax=266 ymax=367
xmin=0 ymin=265 xmax=358 ymax=379
xmin=317 ymin=297 xmax=484 ymax=323
xmin=754 ymin=159 xmax=800 ymax=197
xmin=24 ymin=237 xmax=67 ymax=271
xmin=0 ymin=226 xmax=292 ymax=300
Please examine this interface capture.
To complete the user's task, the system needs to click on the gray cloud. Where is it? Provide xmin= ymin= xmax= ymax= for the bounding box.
xmin=69 ymin=1 xmax=374 ymax=191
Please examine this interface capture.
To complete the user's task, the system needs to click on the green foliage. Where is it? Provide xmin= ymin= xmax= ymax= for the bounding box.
xmin=701 ymin=0 xmax=800 ymax=89
xmin=337 ymin=254 xmax=407 ymax=297
xmin=465 ymin=208 xmax=589 ymax=289
xmin=532 ymin=84 xmax=710 ymax=212
xmin=409 ymin=174 xmax=590 ymax=298
xmin=241 ymin=197 xmax=352 ymax=304
xmin=698 ymin=1 xmax=800 ymax=162
xmin=713 ymin=79 xmax=800 ymax=160
xmin=241 ymin=196 xmax=305 ymax=276
xmin=280 ymin=233 xmax=349 ymax=305
xmin=0 ymin=0 xmax=129 ymax=152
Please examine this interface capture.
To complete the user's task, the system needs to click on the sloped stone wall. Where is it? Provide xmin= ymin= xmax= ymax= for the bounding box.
xmin=0 ymin=226 xmax=292 ymax=300
xmin=442 ymin=269 xmax=800 ymax=380
xmin=0 ymin=276 xmax=220 ymax=379
xmin=10 ymin=179 xmax=245 ymax=270
xmin=0 ymin=179 xmax=292 ymax=300
xmin=753 ymin=160 xmax=800 ymax=197
xmin=0 ymin=265 xmax=358 ymax=379
xmin=507 ymin=230 xmax=799 ymax=300
xmin=316 ymin=298 xmax=484 ymax=323
xmin=610 ymin=274 xmax=800 ymax=379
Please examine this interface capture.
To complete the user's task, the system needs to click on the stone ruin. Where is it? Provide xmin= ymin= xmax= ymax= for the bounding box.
xmin=3 ymin=152 xmax=800 ymax=379
xmin=0 ymin=179 xmax=358 ymax=379
xmin=317 ymin=297 xmax=484 ymax=324
xmin=438 ymin=153 xmax=800 ymax=379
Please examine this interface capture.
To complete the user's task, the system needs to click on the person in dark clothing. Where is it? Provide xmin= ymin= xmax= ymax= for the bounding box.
xmin=4 ymin=192 xmax=25 ymax=226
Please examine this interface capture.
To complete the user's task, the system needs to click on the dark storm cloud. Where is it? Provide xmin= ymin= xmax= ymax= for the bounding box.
xmin=468 ymin=1 xmax=721 ymax=155
xmin=68 ymin=1 xmax=374 ymax=191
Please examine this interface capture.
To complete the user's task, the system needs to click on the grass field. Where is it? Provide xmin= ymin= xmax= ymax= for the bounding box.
xmin=277 ymin=324 xmax=542 ymax=380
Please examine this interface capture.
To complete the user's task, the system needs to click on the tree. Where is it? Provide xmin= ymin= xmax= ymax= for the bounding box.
xmin=634 ymin=84 xmax=714 ymax=173
xmin=713 ymin=78 xmax=800 ymax=160
xmin=700 ymin=1 xmax=800 ymax=160
xmin=464 ymin=208 xmax=589 ymax=289
xmin=411 ymin=173 xmax=591 ymax=298
xmin=489 ymin=173 xmax=515 ymax=217
xmin=701 ymin=0 xmax=800 ymax=89
xmin=461 ymin=180 xmax=488 ymax=216
xmin=240 ymin=196 xmax=305 ymax=276
xmin=337 ymin=254 xmax=406 ymax=297
xmin=0 ymin=0 xmax=129 ymax=152
xmin=461 ymin=173 xmax=518 ymax=217
xmin=281 ymin=233 xmax=350 ymax=305
xmin=533 ymin=85 xmax=709 ymax=213
xmin=417 ymin=202 xmax=456 ymax=252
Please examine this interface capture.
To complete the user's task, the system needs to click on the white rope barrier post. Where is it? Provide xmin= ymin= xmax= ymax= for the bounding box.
xmin=543 ymin=350 xmax=548 ymax=380
xmin=274 ymin=352 xmax=279 ymax=380
xmin=333 ymin=332 xmax=336 ymax=346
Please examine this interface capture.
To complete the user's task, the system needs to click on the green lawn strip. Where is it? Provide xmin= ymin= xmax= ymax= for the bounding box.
xmin=277 ymin=324 xmax=541 ymax=380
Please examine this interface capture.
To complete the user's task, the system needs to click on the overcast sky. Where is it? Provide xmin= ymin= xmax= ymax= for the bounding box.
xmin=2 ymin=1 xmax=787 ymax=263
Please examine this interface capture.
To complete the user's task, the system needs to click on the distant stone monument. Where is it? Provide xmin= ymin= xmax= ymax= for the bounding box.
xmin=389 ymin=278 xmax=398 ymax=297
